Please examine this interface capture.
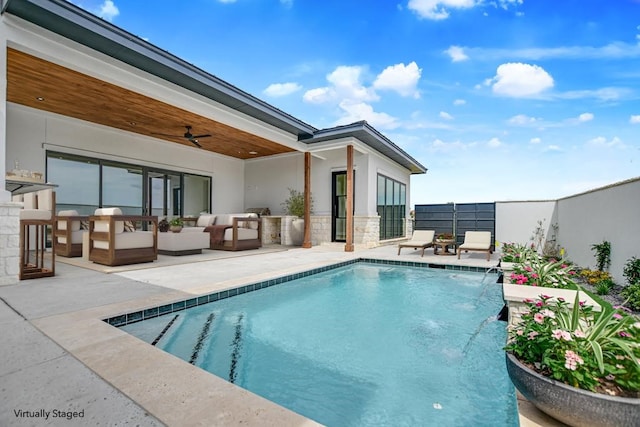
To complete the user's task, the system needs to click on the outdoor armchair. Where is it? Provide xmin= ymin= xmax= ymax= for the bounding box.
xmin=88 ymin=207 xmax=158 ymax=266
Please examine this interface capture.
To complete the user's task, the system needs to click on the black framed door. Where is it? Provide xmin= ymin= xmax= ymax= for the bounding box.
xmin=332 ymin=171 xmax=354 ymax=242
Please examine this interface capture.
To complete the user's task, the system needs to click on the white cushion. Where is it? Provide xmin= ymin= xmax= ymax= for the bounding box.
xmin=20 ymin=209 xmax=51 ymax=220
xmin=93 ymin=230 xmax=153 ymax=250
xmin=23 ymin=193 xmax=37 ymax=210
xmin=459 ymin=231 xmax=491 ymax=250
xmin=57 ymin=210 xmax=81 ymax=231
xmin=196 ymin=214 xmax=216 ymax=227
xmin=93 ymin=207 xmax=124 ymax=234
xmin=181 ymin=227 xmax=206 ymax=233
xmin=36 ymin=189 xmax=53 ymax=211
xmin=224 ymin=227 xmax=258 ymax=241
xmin=58 ymin=230 xmax=84 ymax=244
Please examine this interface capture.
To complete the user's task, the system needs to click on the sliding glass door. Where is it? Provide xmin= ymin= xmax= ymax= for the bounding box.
xmin=47 ymin=151 xmax=211 ymax=218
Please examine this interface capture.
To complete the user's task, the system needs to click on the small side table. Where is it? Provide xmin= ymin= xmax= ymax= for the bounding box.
xmin=434 ymin=239 xmax=456 ymax=255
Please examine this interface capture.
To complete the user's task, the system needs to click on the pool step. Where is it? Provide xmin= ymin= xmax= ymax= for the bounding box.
xmin=189 ymin=312 xmax=215 ymax=364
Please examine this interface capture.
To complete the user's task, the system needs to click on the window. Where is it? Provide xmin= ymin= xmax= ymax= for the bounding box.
xmin=377 ymin=174 xmax=406 ymax=240
xmin=46 ymin=151 xmax=211 ymax=217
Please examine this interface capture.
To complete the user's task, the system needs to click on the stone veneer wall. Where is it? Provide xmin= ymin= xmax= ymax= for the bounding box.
xmin=309 ymin=215 xmax=381 ymax=247
xmin=0 ymin=202 xmax=22 ymax=285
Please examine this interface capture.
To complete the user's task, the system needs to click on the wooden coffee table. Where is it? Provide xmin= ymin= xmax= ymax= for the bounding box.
xmin=434 ymin=239 xmax=456 ymax=255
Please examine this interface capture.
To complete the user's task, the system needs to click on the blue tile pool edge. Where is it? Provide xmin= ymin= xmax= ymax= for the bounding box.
xmin=103 ymin=258 xmax=497 ymax=328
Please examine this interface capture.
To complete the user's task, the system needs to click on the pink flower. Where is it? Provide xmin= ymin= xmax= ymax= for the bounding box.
xmin=531 ymin=273 xmax=539 ymax=279
xmin=541 ymin=309 xmax=555 ymax=319
xmin=574 ymin=330 xmax=586 ymax=338
xmin=619 ymin=331 xmax=631 ymax=338
xmin=564 ymin=350 xmax=584 ymax=371
xmin=525 ymin=266 xmax=533 ymax=272
xmin=534 ymin=313 xmax=545 ymax=324
xmin=613 ymin=313 xmax=623 ymax=320
xmin=516 ymin=329 xmax=524 ymax=336
xmin=528 ymin=331 xmax=539 ymax=340
xmin=552 ymin=329 xmax=572 ymax=341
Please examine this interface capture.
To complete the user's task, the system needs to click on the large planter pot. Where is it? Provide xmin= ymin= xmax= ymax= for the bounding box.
xmin=506 ymin=353 xmax=640 ymax=427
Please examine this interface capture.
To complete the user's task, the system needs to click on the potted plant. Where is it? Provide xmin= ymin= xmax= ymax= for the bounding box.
xmin=435 ymin=232 xmax=454 ymax=242
xmin=169 ymin=217 xmax=183 ymax=233
xmin=505 ymin=293 xmax=640 ymax=427
xmin=281 ymin=188 xmax=313 ymax=245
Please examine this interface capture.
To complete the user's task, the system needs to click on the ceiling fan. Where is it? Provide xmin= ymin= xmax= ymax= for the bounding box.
xmin=154 ymin=126 xmax=211 ymax=148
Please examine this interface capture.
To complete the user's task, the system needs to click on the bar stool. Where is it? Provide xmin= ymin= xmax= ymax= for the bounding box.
xmin=19 ymin=189 xmax=56 ymax=280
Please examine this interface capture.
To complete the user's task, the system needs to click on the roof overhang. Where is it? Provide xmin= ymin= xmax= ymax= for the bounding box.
xmin=1 ymin=0 xmax=316 ymax=139
xmin=300 ymin=121 xmax=427 ymax=174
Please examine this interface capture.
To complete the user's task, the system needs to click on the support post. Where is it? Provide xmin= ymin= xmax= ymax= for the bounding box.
xmin=302 ymin=152 xmax=312 ymax=248
xmin=345 ymin=145 xmax=354 ymax=252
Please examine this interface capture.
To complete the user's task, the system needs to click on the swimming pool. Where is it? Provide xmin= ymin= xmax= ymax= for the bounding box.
xmin=120 ymin=262 xmax=518 ymax=426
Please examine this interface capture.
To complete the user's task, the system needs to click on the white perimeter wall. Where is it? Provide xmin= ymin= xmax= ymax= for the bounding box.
xmin=495 ymin=201 xmax=557 ymax=250
xmin=495 ymin=178 xmax=640 ymax=285
xmin=557 ymin=179 xmax=640 ymax=284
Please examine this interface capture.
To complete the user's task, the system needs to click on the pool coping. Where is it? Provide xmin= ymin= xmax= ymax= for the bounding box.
xmin=30 ymin=257 xmax=500 ymax=426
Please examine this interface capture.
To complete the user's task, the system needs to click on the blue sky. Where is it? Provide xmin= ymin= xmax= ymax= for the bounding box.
xmin=73 ymin=0 xmax=640 ymax=205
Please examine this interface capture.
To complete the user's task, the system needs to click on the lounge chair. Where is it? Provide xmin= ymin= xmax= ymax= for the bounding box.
xmin=457 ymin=231 xmax=492 ymax=261
xmin=397 ymin=230 xmax=435 ymax=256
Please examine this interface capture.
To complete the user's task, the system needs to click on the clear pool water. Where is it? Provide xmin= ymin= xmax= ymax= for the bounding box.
xmin=122 ymin=263 xmax=518 ymax=427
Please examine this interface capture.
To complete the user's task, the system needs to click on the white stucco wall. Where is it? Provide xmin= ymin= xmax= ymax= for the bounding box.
xmin=495 ymin=201 xmax=557 ymax=251
xmin=557 ymin=178 xmax=640 ymax=284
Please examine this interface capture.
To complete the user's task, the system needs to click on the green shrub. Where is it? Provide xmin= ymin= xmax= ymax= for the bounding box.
xmin=623 ymin=257 xmax=640 ymax=286
xmin=595 ymin=278 xmax=615 ymax=295
xmin=621 ymin=283 xmax=640 ymax=311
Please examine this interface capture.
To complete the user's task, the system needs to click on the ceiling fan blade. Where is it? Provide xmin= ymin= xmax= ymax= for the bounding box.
xmin=190 ymin=139 xmax=202 ymax=148
xmin=191 ymin=134 xmax=212 ymax=139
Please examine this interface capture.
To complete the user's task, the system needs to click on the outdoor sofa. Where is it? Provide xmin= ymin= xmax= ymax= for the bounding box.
xmin=204 ymin=213 xmax=262 ymax=251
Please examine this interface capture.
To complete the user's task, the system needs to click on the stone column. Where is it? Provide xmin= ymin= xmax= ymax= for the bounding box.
xmin=0 ymin=32 xmax=21 ymax=285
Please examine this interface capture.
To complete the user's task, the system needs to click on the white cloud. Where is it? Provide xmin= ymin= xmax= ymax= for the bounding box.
xmin=487 ymin=137 xmax=502 ymax=148
xmin=263 ymin=82 xmax=302 ymax=97
xmin=489 ymin=63 xmax=554 ymax=97
xmin=558 ymin=87 xmax=631 ymax=101
xmin=373 ymin=62 xmax=422 ymax=98
xmin=530 ymin=137 xmax=542 ymax=144
xmin=629 ymin=115 xmax=640 ymax=124
xmin=407 ymin=0 xmax=477 ymax=20
xmin=453 ymin=99 xmax=466 ymax=106
xmin=280 ymin=0 xmax=293 ymax=7
xmin=94 ymin=0 xmax=119 ymax=21
xmin=545 ymin=145 xmax=562 ymax=152
xmin=588 ymin=136 xmax=623 ymax=148
xmin=430 ymin=138 xmax=473 ymax=152
xmin=439 ymin=111 xmax=454 ymax=120
xmin=303 ymin=65 xmax=378 ymax=105
xmin=218 ymin=0 xmax=238 ymax=3
xmin=508 ymin=114 xmax=539 ymax=126
xmin=463 ymin=42 xmax=640 ymax=61
xmin=636 ymin=25 xmax=640 ymax=44
xmin=445 ymin=45 xmax=469 ymax=62
xmin=336 ymin=101 xmax=399 ymax=129
xmin=578 ymin=112 xmax=594 ymax=122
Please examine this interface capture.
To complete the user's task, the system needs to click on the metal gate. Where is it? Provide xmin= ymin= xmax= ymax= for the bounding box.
xmin=414 ymin=202 xmax=495 ymax=249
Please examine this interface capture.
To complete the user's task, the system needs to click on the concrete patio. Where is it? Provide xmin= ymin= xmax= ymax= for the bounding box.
xmin=0 ymin=244 xmax=560 ymax=426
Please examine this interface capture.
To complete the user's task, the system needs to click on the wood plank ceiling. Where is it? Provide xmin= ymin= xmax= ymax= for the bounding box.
xmin=6 ymin=48 xmax=296 ymax=159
